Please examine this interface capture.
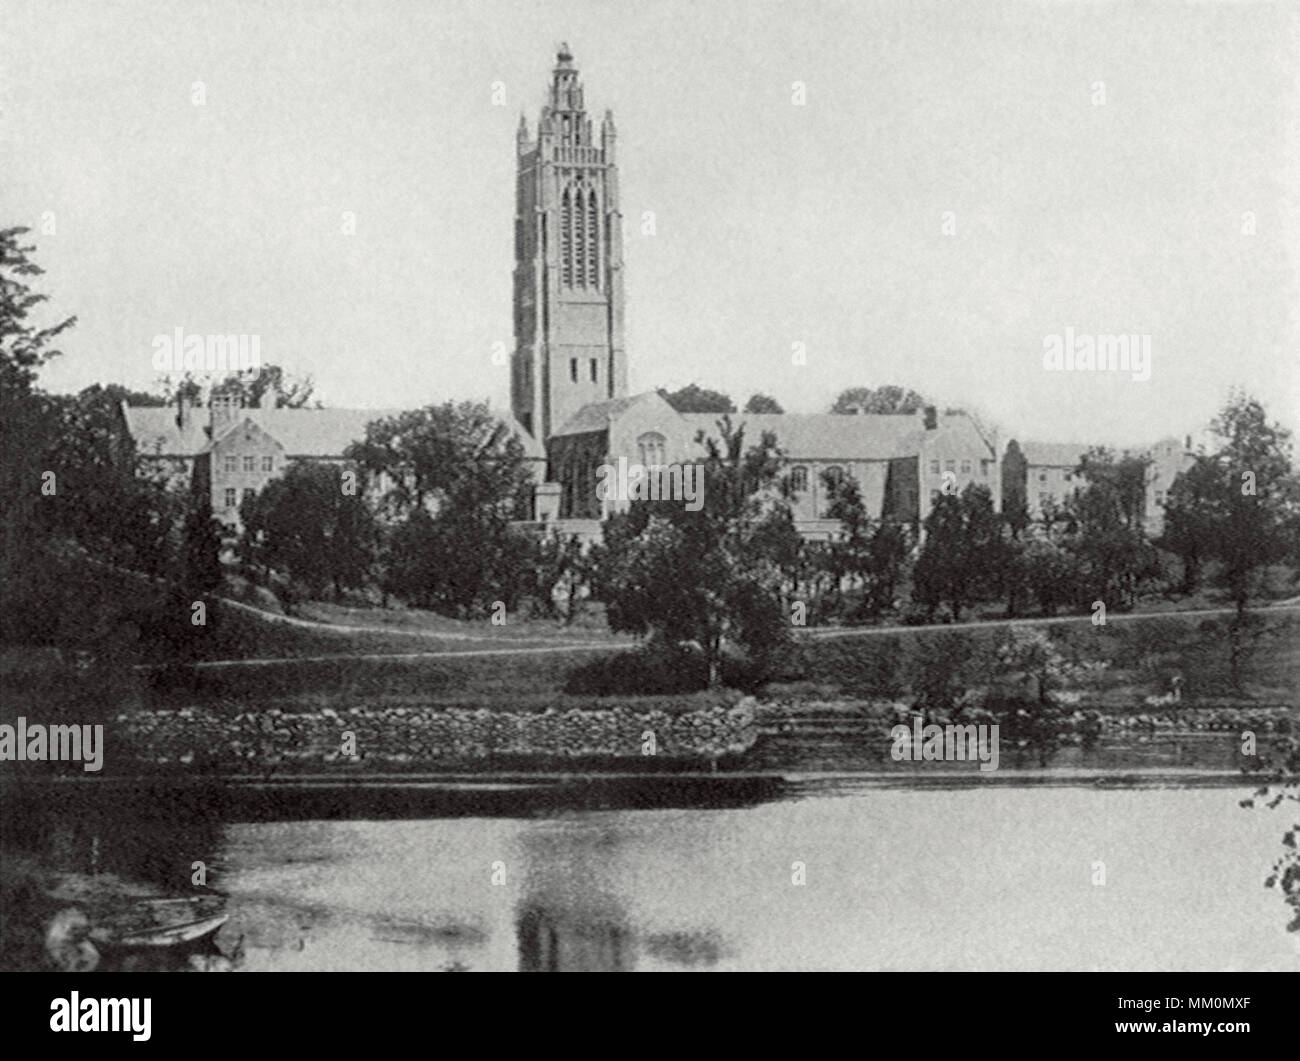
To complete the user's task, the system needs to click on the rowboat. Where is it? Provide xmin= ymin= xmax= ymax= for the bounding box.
xmin=89 ymin=897 xmax=229 ymax=951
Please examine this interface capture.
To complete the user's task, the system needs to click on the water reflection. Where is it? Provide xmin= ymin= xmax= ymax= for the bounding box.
xmin=3 ymin=780 xmax=1297 ymax=972
xmin=514 ymin=825 xmax=635 ymax=971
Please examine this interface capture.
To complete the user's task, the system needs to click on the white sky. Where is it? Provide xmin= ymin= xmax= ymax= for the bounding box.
xmin=2 ymin=0 xmax=1297 ymax=448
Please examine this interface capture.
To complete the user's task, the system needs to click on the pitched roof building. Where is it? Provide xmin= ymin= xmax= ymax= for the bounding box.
xmin=123 ymin=397 xmax=542 ymax=530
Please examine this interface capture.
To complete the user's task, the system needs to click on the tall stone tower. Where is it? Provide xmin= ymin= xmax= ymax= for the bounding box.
xmin=511 ymin=44 xmax=627 ymax=445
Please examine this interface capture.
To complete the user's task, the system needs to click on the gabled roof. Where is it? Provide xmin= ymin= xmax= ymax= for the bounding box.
xmin=123 ymin=404 xmax=545 ymax=461
xmin=122 ymin=404 xmax=211 ymax=458
xmin=551 ymin=392 xmax=668 ymax=438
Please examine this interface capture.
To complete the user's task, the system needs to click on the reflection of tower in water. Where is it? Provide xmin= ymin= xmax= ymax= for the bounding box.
xmin=514 ymin=825 xmax=634 ymax=971
xmin=516 ymin=901 xmax=632 ymax=972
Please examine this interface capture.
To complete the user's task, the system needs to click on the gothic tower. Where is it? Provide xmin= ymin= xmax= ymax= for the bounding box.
xmin=511 ymin=44 xmax=627 ymax=445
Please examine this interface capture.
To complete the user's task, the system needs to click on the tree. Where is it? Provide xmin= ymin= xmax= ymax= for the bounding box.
xmin=346 ymin=402 xmax=533 ymax=616
xmin=984 ymin=627 xmax=1081 ymax=766
xmin=1159 ymin=456 xmax=1223 ymax=594
xmin=1060 ymin=449 xmax=1160 ymax=611
xmin=240 ymin=461 xmax=376 ymax=599
xmin=912 ymin=483 xmax=1005 ymax=621
xmin=1 ymin=228 xmax=76 ymax=638
xmin=525 ymin=531 xmax=591 ymax=622
xmin=820 ymin=469 xmax=909 ymax=620
xmin=346 ymin=401 xmax=527 ymax=518
xmin=181 ymin=497 xmax=224 ymax=594
xmin=1020 ymin=538 xmax=1081 ymax=616
xmin=1205 ymin=393 xmax=1294 ymax=617
xmin=39 ymin=385 xmax=181 ymax=575
xmin=658 ymin=383 xmax=736 ymax=414
xmin=830 ymin=385 xmax=927 ymax=415
xmin=211 ymin=363 xmax=317 ymax=408
xmin=593 ymin=418 xmax=801 ymax=686
xmin=1000 ymin=440 xmax=1030 ymax=538
xmin=743 ymin=392 xmax=784 ymax=414
xmin=1240 ymin=738 xmax=1300 ymax=934
xmin=164 ymin=363 xmax=317 ymax=409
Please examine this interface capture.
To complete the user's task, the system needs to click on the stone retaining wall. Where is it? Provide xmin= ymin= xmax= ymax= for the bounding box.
xmin=111 ymin=700 xmax=759 ymax=767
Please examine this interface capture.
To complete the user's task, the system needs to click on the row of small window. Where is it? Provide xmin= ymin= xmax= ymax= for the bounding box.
xmin=224 ymin=487 xmax=256 ymax=510
xmin=789 ymin=466 xmax=844 ymax=492
xmin=570 ymin=357 xmax=599 ymax=383
xmin=1037 ymin=470 xmax=1073 ymax=483
xmin=929 ymin=459 xmax=993 ymax=476
xmin=222 ymin=455 xmax=275 ymax=473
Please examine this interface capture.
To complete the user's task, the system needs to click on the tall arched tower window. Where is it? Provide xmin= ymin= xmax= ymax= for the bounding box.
xmin=587 ymin=190 xmax=600 ymax=290
xmin=560 ymin=187 xmax=573 ymax=288
xmin=573 ymin=181 xmax=586 ymax=287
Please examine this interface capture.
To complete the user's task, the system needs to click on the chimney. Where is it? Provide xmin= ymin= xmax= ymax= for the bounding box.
xmin=210 ymin=394 xmax=241 ymax=437
xmin=923 ymin=405 xmax=937 ymax=430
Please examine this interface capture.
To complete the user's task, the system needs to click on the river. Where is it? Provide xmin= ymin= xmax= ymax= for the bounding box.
xmin=5 ymin=778 xmax=1298 ymax=971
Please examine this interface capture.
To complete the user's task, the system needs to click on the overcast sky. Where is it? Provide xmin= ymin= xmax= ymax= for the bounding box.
xmin=2 ymin=0 xmax=1297 ymax=447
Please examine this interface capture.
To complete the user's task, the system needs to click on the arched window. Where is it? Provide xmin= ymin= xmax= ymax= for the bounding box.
xmin=560 ymin=188 xmax=573 ymax=287
xmin=587 ymin=190 xmax=600 ymax=289
xmin=573 ymin=185 xmax=585 ymax=287
xmin=791 ymin=466 xmax=808 ymax=493
xmin=824 ymin=466 xmax=844 ymax=487
xmin=637 ymin=432 xmax=666 ymax=468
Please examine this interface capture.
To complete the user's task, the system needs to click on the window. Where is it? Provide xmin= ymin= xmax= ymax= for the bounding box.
xmin=791 ymin=466 xmax=808 ymax=492
xmin=1039 ymin=492 xmax=1052 ymax=508
xmin=944 ymin=460 xmax=956 ymax=473
xmin=1155 ymin=490 xmax=1165 ymax=504
xmin=1063 ymin=473 xmax=1072 ymax=483
xmin=637 ymin=432 xmax=666 ymax=468
xmin=570 ymin=358 xmax=578 ymax=383
xmin=561 ymin=189 xmax=573 ymax=287
xmin=224 ymin=455 xmax=237 ymax=473
xmin=981 ymin=459 xmax=992 ymax=477
xmin=960 ymin=459 xmax=972 ymax=475
xmin=1038 ymin=472 xmax=1048 ymax=482
xmin=243 ymin=488 xmax=255 ymax=505
xmin=590 ymin=358 xmax=598 ymax=383
xmin=930 ymin=489 xmax=941 ymax=504
xmin=929 ymin=460 xmax=940 ymax=475
xmin=587 ymin=191 xmax=600 ymax=289
xmin=824 ymin=466 xmax=844 ymax=486
xmin=224 ymin=487 xmax=237 ymax=510
xmin=261 ymin=456 xmax=273 ymax=472
xmin=243 ymin=456 xmax=255 ymax=472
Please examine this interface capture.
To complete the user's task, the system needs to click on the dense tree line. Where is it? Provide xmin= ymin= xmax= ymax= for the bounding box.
xmin=0 ymin=228 xmax=223 ymax=660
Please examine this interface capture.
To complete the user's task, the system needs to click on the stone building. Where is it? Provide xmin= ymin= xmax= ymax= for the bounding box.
xmin=122 ymin=396 xmax=543 ymax=531
xmin=1002 ymin=435 xmax=1204 ymax=536
xmin=513 ymin=47 xmax=1000 ymax=538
